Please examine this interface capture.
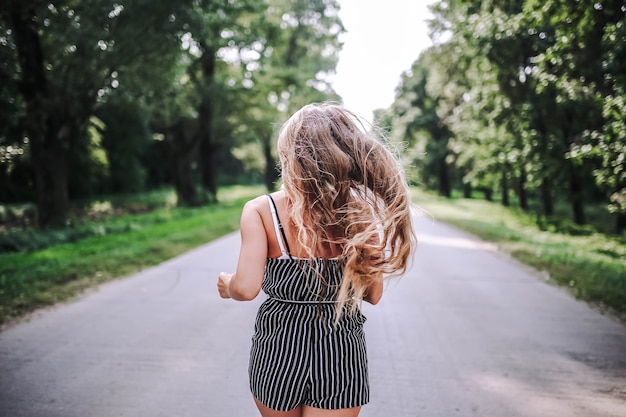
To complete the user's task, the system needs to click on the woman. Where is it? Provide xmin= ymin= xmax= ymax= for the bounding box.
xmin=217 ymin=103 xmax=416 ymax=417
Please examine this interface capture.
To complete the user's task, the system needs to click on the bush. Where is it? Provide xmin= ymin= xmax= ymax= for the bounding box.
xmin=537 ymin=216 xmax=597 ymax=236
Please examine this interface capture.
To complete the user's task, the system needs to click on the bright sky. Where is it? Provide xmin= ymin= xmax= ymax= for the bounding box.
xmin=332 ymin=0 xmax=436 ymax=123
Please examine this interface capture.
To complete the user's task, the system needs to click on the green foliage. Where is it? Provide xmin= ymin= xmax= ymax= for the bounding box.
xmin=0 ymin=189 xmax=177 ymax=252
xmin=388 ymin=1 xmax=626 ymax=232
xmin=391 ymin=50 xmax=454 ymax=196
xmin=97 ymin=96 xmax=151 ymax=193
xmin=1 ymin=0 xmax=347 ymax=224
xmin=535 ymin=216 xmax=597 ymax=236
xmin=68 ymin=117 xmax=110 ymax=199
xmin=224 ymin=0 xmax=344 ymax=191
xmin=1 ymin=0 xmax=188 ymax=226
xmin=0 ymin=212 xmax=165 ymax=254
xmin=0 ymin=139 xmax=34 ymax=203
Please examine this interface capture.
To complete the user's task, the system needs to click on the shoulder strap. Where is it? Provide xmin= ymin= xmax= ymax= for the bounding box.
xmin=266 ymin=194 xmax=292 ymax=258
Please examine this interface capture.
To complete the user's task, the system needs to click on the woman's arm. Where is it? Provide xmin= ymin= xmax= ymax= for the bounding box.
xmin=217 ymin=199 xmax=268 ymax=301
xmin=362 ymin=230 xmax=385 ymax=305
xmin=363 ymin=277 xmax=383 ymax=305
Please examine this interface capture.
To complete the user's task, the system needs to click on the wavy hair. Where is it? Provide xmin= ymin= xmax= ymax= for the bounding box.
xmin=277 ymin=102 xmax=416 ymax=318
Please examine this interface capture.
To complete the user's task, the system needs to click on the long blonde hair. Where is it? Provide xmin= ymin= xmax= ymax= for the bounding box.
xmin=277 ymin=103 xmax=416 ymax=317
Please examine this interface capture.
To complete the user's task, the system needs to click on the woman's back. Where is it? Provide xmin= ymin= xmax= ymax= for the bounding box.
xmin=261 ymin=190 xmax=342 ymax=260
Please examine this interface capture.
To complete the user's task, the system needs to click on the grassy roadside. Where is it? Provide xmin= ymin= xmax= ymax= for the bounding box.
xmin=0 ymin=185 xmax=264 ymax=326
xmin=412 ymin=188 xmax=626 ymax=318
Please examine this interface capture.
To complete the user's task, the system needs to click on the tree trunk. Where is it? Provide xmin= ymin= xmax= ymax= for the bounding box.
xmin=31 ymin=123 xmax=71 ymax=227
xmin=263 ymin=135 xmax=278 ymax=191
xmin=173 ymin=156 xmax=198 ymax=206
xmin=198 ymin=42 xmax=217 ymax=203
xmin=540 ymin=177 xmax=554 ymax=216
xmin=616 ymin=213 xmax=626 ymax=235
xmin=168 ymin=121 xmax=202 ymax=207
xmin=518 ymin=164 xmax=528 ymax=211
xmin=483 ymin=188 xmax=493 ymax=201
xmin=201 ymin=141 xmax=218 ymax=203
xmin=501 ymin=170 xmax=510 ymax=206
xmin=437 ymin=157 xmax=451 ymax=197
xmin=199 ymin=95 xmax=218 ymax=203
xmin=9 ymin=2 xmax=70 ymax=227
xmin=568 ymin=162 xmax=586 ymax=224
xmin=462 ymin=182 xmax=472 ymax=198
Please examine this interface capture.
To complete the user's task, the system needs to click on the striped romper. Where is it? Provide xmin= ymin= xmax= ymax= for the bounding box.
xmin=248 ymin=195 xmax=369 ymax=411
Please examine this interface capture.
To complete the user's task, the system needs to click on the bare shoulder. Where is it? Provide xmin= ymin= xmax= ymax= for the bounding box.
xmin=242 ymin=195 xmax=268 ymax=214
xmin=244 ymin=191 xmax=286 ymax=210
xmin=240 ymin=195 xmax=269 ymax=225
xmin=241 ymin=191 xmax=288 ymax=224
xmin=266 ymin=189 xmax=287 ymax=204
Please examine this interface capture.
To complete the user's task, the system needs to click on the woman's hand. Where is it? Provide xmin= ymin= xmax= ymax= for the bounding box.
xmin=217 ymin=272 xmax=233 ymax=298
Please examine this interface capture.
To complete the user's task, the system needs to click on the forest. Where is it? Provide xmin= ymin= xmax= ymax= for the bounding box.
xmin=1 ymin=0 xmax=343 ymax=228
xmin=385 ymin=0 xmax=625 ymax=235
xmin=1 ymin=0 xmax=625 ymax=235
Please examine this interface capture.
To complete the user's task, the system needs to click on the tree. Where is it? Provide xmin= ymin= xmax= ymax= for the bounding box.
xmin=240 ymin=0 xmax=344 ymax=191
xmin=142 ymin=0 xmax=268 ymax=206
xmin=528 ymin=1 xmax=626 ymax=232
xmin=97 ymin=95 xmax=151 ymax=194
xmin=420 ymin=0 xmax=625 ymax=226
xmin=1 ymin=0 xmax=183 ymax=227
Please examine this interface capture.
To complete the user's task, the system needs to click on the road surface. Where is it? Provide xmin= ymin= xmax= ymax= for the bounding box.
xmin=0 ymin=216 xmax=625 ymax=417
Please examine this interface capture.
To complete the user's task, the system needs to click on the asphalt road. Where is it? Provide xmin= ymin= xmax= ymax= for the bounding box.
xmin=1 ymin=216 xmax=625 ymax=417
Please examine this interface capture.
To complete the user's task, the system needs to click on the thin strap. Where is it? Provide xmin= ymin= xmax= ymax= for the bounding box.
xmin=266 ymin=194 xmax=292 ymax=258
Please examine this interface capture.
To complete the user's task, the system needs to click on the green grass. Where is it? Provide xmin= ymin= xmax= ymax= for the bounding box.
xmin=0 ymin=185 xmax=265 ymax=326
xmin=412 ymin=188 xmax=626 ymax=317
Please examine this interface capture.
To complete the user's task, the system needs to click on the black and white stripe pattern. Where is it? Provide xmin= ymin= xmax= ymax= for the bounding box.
xmin=249 ymin=258 xmax=369 ymax=411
